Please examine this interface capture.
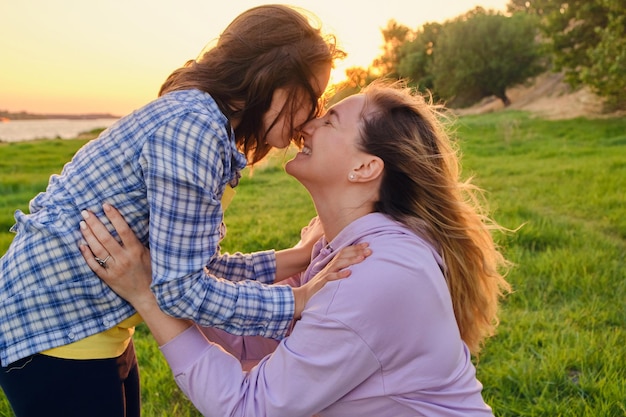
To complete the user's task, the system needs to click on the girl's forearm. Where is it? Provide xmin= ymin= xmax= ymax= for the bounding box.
xmin=274 ymin=246 xmax=310 ymax=282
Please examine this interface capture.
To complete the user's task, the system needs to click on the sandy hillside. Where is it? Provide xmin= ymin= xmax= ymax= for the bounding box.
xmin=453 ymin=71 xmax=618 ymax=119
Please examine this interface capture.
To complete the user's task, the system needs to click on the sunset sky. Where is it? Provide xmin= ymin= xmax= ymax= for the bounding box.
xmin=1 ymin=0 xmax=509 ymax=116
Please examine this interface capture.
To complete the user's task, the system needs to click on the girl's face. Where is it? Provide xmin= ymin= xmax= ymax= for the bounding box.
xmin=262 ymin=63 xmax=332 ymax=149
xmin=285 ymin=93 xmax=367 ymax=187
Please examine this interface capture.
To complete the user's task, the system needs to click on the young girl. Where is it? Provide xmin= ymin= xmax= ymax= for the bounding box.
xmin=0 ymin=5 xmax=355 ymax=417
xmin=79 ymin=81 xmax=512 ymax=417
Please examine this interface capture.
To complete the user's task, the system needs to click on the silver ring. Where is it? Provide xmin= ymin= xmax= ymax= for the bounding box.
xmin=94 ymin=255 xmax=111 ymax=268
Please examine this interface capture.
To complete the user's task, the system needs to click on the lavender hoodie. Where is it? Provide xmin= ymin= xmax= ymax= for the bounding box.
xmin=160 ymin=213 xmax=494 ymax=417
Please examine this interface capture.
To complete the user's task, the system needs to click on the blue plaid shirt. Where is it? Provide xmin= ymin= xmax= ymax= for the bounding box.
xmin=0 ymin=89 xmax=294 ymax=366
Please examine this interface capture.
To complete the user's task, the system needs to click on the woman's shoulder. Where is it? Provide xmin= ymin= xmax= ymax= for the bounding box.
xmin=339 ymin=213 xmax=442 ymax=269
xmin=321 ymin=230 xmax=444 ymax=305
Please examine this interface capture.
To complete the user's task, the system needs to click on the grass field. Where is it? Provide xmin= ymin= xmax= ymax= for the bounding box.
xmin=0 ymin=111 xmax=625 ymax=416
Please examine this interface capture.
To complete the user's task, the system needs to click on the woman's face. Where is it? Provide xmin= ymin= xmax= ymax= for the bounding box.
xmin=262 ymin=62 xmax=332 ymax=149
xmin=285 ymin=93 xmax=367 ymax=187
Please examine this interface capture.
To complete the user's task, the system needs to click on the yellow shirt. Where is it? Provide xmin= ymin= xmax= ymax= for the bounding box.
xmin=42 ymin=185 xmax=237 ymax=359
xmin=41 ymin=313 xmax=143 ymax=359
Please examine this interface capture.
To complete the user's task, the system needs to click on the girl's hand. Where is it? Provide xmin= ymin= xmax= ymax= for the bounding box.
xmin=292 ymin=243 xmax=371 ymax=319
xmin=275 ymin=216 xmax=325 ymax=282
xmin=79 ymin=203 xmax=154 ymax=309
xmin=297 ymin=216 xmax=324 ymax=251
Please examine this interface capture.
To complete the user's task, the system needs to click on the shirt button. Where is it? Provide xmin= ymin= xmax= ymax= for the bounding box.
xmin=68 ymin=332 xmax=75 ymax=340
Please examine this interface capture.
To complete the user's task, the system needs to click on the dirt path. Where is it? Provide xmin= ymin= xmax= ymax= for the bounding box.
xmin=454 ymin=72 xmax=618 ymax=120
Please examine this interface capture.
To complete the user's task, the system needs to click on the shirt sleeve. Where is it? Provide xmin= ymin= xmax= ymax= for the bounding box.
xmin=142 ymin=112 xmax=293 ymax=339
xmin=161 ymin=310 xmax=380 ymax=417
xmin=198 ymin=326 xmax=280 ymax=371
xmin=204 ymin=249 xmax=277 ymax=284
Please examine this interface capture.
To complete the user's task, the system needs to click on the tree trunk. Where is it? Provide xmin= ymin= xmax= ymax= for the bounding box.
xmin=497 ymin=93 xmax=511 ymax=107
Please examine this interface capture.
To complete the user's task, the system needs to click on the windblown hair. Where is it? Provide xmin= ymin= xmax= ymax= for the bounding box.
xmin=358 ymin=80 xmax=512 ymax=355
xmin=159 ymin=4 xmax=345 ymax=164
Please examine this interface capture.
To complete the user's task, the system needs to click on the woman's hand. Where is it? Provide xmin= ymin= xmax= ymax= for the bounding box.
xmin=292 ymin=243 xmax=371 ymax=319
xmin=80 ymin=203 xmax=192 ymax=345
xmin=79 ymin=203 xmax=154 ymax=310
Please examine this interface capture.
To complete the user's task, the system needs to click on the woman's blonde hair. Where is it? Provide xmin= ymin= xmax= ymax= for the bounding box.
xmin=160 ymin=4 xmax=345 ymax=164
xmin=358 ymin=80 xmax=512 ymax=354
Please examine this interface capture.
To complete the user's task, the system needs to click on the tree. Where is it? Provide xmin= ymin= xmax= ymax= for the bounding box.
xmin=507 ymin=0 xmax=626 ymax=109
xmin=582 ymin=4 xmax=626 ymax=109
xmin=371 ymin=20 xmax=412 ymax=78
xmin=327 ymin=66 xmax=371 ymax=106
xmin=432 ymin=8 xmax=545 ymax=107
xmin=396 ymin=22 xmax=442 ymax=94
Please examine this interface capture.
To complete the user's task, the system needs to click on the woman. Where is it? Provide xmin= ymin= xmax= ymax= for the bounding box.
xmin=0 ymin=5 xmax=351 ymax=417
xmin=79 ymin=81 xmax=512 ymax=417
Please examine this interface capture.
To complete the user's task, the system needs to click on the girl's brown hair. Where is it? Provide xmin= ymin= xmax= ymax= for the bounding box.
xmin=160 ymin=4 xmax=344 ymax=164
xmin=358 ymin=80 xmax=512 ymax=355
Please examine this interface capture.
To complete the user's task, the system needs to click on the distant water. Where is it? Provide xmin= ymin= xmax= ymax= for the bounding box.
xmin=0 ymin=118 xmax=119 ymax=142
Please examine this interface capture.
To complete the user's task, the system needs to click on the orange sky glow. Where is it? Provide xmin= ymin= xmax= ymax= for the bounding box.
xmin=1 ymin=1 xmax=509 ymax=116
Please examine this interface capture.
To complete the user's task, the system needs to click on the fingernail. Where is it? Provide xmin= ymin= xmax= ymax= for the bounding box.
xmin=80 ymin=221 xmax=86 ymax=230
xmin=103 ymin=203 xmax=111 ymax=212
xmin=81 ymin=210 xmax=89 ymax=219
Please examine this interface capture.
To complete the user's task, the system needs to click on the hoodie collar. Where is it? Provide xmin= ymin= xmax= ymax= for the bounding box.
xmin=312 ymin=212 xmax=444 ymax=270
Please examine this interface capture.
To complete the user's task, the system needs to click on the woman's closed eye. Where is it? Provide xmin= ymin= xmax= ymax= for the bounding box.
xmin=322 ymin=114 xmax=335 ymax=126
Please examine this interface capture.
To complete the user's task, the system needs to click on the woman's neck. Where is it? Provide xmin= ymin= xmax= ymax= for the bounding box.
xmin=312 ymin=189 xmax=376 ymax=242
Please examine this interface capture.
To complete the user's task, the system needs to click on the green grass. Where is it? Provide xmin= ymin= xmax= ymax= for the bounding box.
xmin=454 ymin=111 xmax=626 ymax=416
xmin=0 ymin=112 xmax=625 ymax=416
xmin=0 ymin=139 xmax=92 ymax=250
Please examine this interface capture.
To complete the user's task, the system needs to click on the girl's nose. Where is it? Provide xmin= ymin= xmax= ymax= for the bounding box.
xmin=299 ymin=120 xmax=314 ymax=137
xmin=300 ymin=116 xmax=322 ymax=136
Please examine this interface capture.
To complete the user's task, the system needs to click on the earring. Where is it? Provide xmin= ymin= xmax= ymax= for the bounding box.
xmin=348 ymin=173 xmax=356 ymax=181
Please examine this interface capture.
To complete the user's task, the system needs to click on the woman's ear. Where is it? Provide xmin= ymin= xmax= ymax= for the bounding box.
xmin=349 ymin=156 xmax=384 ymax=183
